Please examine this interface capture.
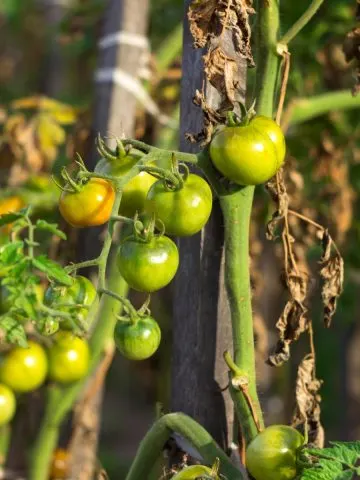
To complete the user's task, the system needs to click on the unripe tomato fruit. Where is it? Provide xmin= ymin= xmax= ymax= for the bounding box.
xmin=209 ymin=116 xmax=285 ymax=185
xmin=0 ymin=384 xmax=16 ymax=426
xmin=44 ymin=276 xmax=96 ymax=331
xmin=0 ymin=341 xmax=48 ymax=393
xmin=145 ymin=173 xmax=212 ymax=236
xmin=50 ymin=448 xmax=70 ymax=479
xmin=171 ymin=465 xmax=219 ymax=479
xmin=95 ymin=154 xmax=156 ymax=218
xmin=59 ymin=178 xmax=115 ymax=227
xmin=117 ymin=235 xmax=179 ymax=292
xmin=246 ymin=425 xmax=304 ymax=480
xmin=114 ymin=316 xmax=161 ymax=360
xmin=47 ymin=331 xmax=90 ymax=384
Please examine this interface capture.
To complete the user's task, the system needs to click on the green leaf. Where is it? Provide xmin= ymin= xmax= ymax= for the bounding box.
xmin=0 ymin=212 xmax=23 ymax=227
xmin=35 ymin=220 xmax=67 ymax=240
xmin=32 ymin=255 xmax=72 ymax=285
xmin=0 ymin=316 xmax=28 ymax=348
xmin=0 ymin=242 xmax=24 ymax=265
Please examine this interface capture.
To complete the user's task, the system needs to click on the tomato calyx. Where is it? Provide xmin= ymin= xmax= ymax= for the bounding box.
xmin=117 ymin=295 xmax=151 ymax=326
xmin=225 ymin=101 xmax=257 ymax=128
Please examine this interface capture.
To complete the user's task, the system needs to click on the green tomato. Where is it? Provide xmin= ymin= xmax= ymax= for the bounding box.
xmin=0 ymin=341 xmax=48 ymax=393
xmin=44 ymin=276 xmax=96 ymax=331
xmin=95 ymin=153 xmax=156 ymax=218
xmin=145 ymin=173 xmax=213 ymax=236
xmin=0 ymin=384 xmax=16 ymax=426
xmin=114 ymin=316 xmax=161 ymax=360
xmin=47 ymin=331 xmax=90 ymax=384
xmin=209 ymin=115 xmax=285 ymax=185
xmin=251 ymin=116 xmax=286 ymax=168
xmin=171 ymin=465 xmax=218 ymax=479
xmin=117 ymin=235 xmax=179 ymax=292
xmin=246 ymin=425 xmax=304 ymax=480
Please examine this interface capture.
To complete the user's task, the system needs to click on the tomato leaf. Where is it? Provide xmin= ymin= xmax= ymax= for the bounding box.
xmin=300 ymin=441 xmax=360 ymax=480
xmin=35 ymin=220 xmax=67 ymax=240
xmin=0 ymin=316 xmax=28 ymax=348
xmin=0 ymin=212 xmax=24 ymax=227
xmin=0 ymin=242 xmax=24 ymax=265
xmin=32 ymin=255 xmax=72 ymax=285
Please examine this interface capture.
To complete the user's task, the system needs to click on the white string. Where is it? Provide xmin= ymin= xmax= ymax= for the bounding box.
xmin=98 ymin=31 xmax=149 ymax=50
xmin=94 ymin=68 xmax=176 ymax=128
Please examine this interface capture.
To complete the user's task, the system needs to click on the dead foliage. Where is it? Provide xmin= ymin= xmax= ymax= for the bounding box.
xmin=292 ymin=355 xmax=324 ymax=447
xmin=343 ymin=6 xmax=360 ymax=96
xmin=187 ymin=0 xmax=255 ymax=143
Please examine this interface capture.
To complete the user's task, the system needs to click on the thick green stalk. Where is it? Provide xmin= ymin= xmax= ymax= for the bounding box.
xmin=125 ymin=413 xmax=244 ymax=480
xmin=220 ymin=189 xmax=263 ymax=441
xmin=219 ymin=0 xmax=281 ymax=444
xmin=284 ymin=90 xmax=360 ymax=128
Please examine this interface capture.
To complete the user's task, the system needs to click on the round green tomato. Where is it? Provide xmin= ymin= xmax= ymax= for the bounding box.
xmin=0 ymin=341 xmax=48 ymax=393
xmin=172 ymin=465 xmax=218 ymax=479
xmin=251 ymin=115 xmax=286 ymax=168
xmin=0 ymin=384 xmax=16 ymax=426
xmin=246 ymin=425 xmax=304 ymax=480
xmin=145 ymin=173 xmax=212 ymax=236
xmin=209 ymin=116 xmax=285 ymax=185
xmin=95 ymin=154 xmax=156 ymax=218
xmin=47 ymin=331 xmax=90 ymax=384
xmin=117 ymin=235 xmax=179 ymax=292
xmin=44 ymin=276 xmax=96 ymax=330
xmin=114 ymin=316 xmax=161 ymax=360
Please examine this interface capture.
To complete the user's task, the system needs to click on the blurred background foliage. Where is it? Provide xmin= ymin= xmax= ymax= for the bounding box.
xmin=0 ymin=0 xmax=360 ymax=477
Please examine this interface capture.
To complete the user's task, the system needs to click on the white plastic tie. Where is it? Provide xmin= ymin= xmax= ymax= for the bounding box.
xmin=98 ymin=31 xmax=149 ymax=50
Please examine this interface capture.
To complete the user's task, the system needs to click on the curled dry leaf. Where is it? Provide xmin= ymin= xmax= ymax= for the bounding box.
xmin=266 ymin=169 xmax=289 ymax=240
xmin=319 ymin=230 xmax=344 ymax=328
xmin=185 ymin=90 xmax=222 ymax=144
xmin=292 ymin=354 xmax=324 ymax=448
xmin=267 ymin=299 xmax=308 ymax=367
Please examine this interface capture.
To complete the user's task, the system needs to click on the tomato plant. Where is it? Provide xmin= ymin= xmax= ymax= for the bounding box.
xmin=145 ymin=172 xmax=212 ymax=236
xmin=59 ymin=178 xmax=115 ymax=227
xmin=0 ymin=384 xmax=16 ymax=426
xmin=0 ymin=341 xmax=48 ymax=393
xmin=44 ymin=275 xmax=96 ymax=331
xmin=47 ymin=331 xmax=90 ymax=384
xmin=95 ymin=150 xmax=156 ymax=217
xmin=114 ymin=315 xmax=161 ymax=360
xmin=209 ymin=115 xmax=285 ymax=185
xmin=117 ymin=234 xmax=179 ymax=292
xmin=246 ymin=425 xmax=304 ymax=480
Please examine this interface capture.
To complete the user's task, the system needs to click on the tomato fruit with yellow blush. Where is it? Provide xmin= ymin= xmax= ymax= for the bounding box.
xmin=0 ymin=341 xmax=48 ymax=393
xmin=246 ymin=425 xmax=304 ymax=480
xmin=47 ymin=331 xmax=90 ymax=384
xmin=0 ymin=384 xmax=16 ymax=426
xmin=59 ymin=178 xmax=115 ymax=227
xmin=209 ymin=115 xmax=285 ymax=185
xmin=95 ymin=151 xmax=156 ymax=218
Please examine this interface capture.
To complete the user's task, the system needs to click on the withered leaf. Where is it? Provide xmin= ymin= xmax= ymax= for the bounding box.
xmin=292 ymin=354 xmax=324 ymax=447
xmin=343 ymin=27 xmax=360 ymax=96
xmin=267 ymin=299 xmax=308 ymax=367
xmin=319 ymin=230 xmax=344 ymax=327
xmin=266 ymin=169 xmax=289 ymax=240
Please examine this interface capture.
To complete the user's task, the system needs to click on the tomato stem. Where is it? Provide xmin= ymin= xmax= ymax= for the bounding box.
xmin=125 ymin=413 xmax=244 ymax=480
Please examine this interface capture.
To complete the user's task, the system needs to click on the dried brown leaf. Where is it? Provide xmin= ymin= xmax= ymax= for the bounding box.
xmin=319 ymin=230 xmax=344 ymax=327
xmin=343 ymin=27 xmax=360 ymax=95
xmin=292 ymin=354 xmax=324 ymax=447
xmin=267 ymin=299 xmax=308 ymax=367
xmin=266 ymin=170 xmax=289 ymax=240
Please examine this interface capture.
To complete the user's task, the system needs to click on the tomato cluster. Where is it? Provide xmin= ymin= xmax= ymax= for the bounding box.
xmin=0 ymin=331 xmax=91 ymax=427
xmin=209 ymin=115 xmax=286 ymax=185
